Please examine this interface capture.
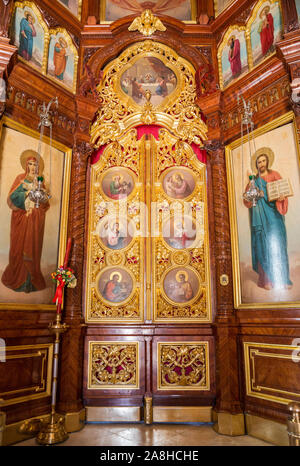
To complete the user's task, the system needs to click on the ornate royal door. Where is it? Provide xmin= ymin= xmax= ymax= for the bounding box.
xmin=83 ymin=41 xmax=216 ymax=423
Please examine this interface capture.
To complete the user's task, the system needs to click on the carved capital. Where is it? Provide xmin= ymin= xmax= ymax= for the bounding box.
xmin=204 ymin=139 xmax=224 ymax=152
xmin=0 ymin=37 xmax=17 ymax=77
xmin=196 ymin=89 xmax=223 ymax=116
xmin=203 ymin=139 xmax=225 ymax=166
xmin=38 ymin=6 xmax=60 ymax=28
xmin=73 ymin=140 xmax=94 ymax=162
xmin=78 ymin=65 xmax=102 ymax=103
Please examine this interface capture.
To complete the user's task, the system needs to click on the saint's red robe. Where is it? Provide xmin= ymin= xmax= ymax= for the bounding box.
xmin=228 ymin=39 xmax=242 ymax=76
xmin=1 ymin=173 xmax=49 ymax=292
xmin=260 ymin=13 xmax=274 ymax=56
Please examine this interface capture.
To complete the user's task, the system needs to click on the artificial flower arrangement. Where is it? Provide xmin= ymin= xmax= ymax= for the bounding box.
xmin=51 ymin=266 xmax=77 ymax=304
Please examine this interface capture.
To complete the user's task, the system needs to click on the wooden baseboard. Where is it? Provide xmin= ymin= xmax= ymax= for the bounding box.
xmin=245 ymin=413 xmax=289 ymax=446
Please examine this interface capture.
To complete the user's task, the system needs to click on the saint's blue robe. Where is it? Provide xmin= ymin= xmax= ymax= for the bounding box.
xmin=19 ymin=17 xmax=34 ymax=60
xmin=249 ymin=176 xmax=292 ymax=288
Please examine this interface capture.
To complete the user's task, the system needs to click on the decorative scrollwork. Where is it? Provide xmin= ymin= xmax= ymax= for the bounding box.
xmin=90 ymin=41 xmax=207 ymax=148
xmin=156 ymin=292 xmax=207 ymax=319
xmin=90 ymin=289 xmax=140 ymax=319
xmin=159 ymin=343 xmax=208 ymax=389
xmin=90 ymin=343 xmax=138 ymax=387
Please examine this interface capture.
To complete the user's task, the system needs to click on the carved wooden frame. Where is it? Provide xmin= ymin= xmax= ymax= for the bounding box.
xmin=226 ymin=111 xmax=300 ymax=309
xmin=0 ymin=116 xmax=72 ymax=311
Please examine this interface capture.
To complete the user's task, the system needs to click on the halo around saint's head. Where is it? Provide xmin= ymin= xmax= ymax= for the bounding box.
xmin=59 ymin=37 xmax=68 ymax=48
xmin=24 ymin=10 xmax=35 ymax=23
xmin=172 ymin=172 xmax=184 ymax=182
xmin=251 ymin=147 xmax=274 ymax=174
xmin=113 ymin=174 xmax=123 ymax=182
xmin=109 ymin=271 xmax=122 ymax=282
xmin=20 ymin=149 xmax=44 ymax=175
xmin=175 ymin=270 xmax=188 ymax=282
xmin=227 ymin=35 xmax=236 ymax=46
xmin=259 ymin=5 xmax=271 ymax=18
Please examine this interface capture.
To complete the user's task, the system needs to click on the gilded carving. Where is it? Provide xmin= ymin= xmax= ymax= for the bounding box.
xmin=89 ymin=342 xmax=139 ymax=389
xmin=156 ymin=292 xmax=206 ymax=319
xmin=90 ymin=41 xmax=207 ymax=148
xmin=171 ymin=250 xmax=190 ymax=266
xmin=90 ymin=289 xmax=140 ymax=319
xmin=86 ymin=131 xmax=145 ymax=323
xmin=158 ymin=343 xmax=209 ymax=390
xmin=156 ymin=242 xmax=171 ymax=281
xmin=128 ymin=10 xmax=166 ymax=36
xmin=86 ymin=43 xmax=210 ymax=324
xmin=152 ymin=128 xmax=211 ymax=322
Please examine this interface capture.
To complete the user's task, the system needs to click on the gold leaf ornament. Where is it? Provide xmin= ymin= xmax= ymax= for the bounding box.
xmin=128 ymin=10 xmax=166 ymax=36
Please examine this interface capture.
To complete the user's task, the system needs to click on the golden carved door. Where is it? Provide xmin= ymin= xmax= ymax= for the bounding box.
xmin=85 ymin=129 xmax=211 ymax=324
xmin=83 ymin=41 xmax=215 ymax=422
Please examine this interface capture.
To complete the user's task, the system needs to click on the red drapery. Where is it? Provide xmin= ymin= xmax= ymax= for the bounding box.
xmin=91 ymin=125 xmax=207 ymax=165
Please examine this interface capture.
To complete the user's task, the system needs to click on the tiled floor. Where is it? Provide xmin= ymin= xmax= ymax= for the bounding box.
xmin=15 ymin=423 xmax=272 ymax=446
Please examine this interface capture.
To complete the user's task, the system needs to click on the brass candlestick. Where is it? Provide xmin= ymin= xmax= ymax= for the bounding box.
xmin=36 ymin=313 xmax=69 ymax=445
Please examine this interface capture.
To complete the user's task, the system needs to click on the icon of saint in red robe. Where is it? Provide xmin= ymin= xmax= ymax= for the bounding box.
xmin=102 ymin=272 xmax=131 ymax=303
xmin=1 ymin=150 xmax=49 ymax=293
xmin=258 ymin=5 xmax=274 ymax=56
xmin=228 ymin=35 xmax=242 ymax=78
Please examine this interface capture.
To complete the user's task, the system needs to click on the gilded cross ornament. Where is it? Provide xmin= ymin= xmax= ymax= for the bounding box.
xmin=128 ymin=9 xmax=166 ymax=36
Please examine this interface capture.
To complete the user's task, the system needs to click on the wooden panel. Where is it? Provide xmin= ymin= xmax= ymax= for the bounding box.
xmin=243 ymin=341 xmax=300 ymax=405
xmin=83 ymin=334 xmax=146 ymax=405
xmin=0 ymin=344 xmax=53 ymax=407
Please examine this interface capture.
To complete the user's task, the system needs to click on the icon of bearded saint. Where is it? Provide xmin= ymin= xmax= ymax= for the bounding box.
xmin=108 ymin=0 xmax=188 ymax=15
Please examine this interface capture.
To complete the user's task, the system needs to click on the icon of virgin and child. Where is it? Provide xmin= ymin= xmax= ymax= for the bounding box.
xmin=164 ymin=171 xmax=194 ymax=199
xmin=1 ymin=150 xmax=49 ymax=293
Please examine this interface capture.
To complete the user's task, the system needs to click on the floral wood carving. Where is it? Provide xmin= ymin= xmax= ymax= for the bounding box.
xmin=79 ymin=64 xmax=103 ymax=101
xmin=7 ymin=85 xmax=76 ymax=135
xmin=195 ymin=63 xmax=218 ymax=98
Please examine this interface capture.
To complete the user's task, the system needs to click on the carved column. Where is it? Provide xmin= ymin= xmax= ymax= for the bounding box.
xmin=197 ymin=91 xmax=244 ymax=435
xmin=197 ymin=91 xmax=234 ymax=321
xmin=57 ymin=141 xmax=93 ymax=427
xmin=204 ymin=140 xmax=234 ymax=321
xmin=57 ymin=92 xmax=98 ymax=429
